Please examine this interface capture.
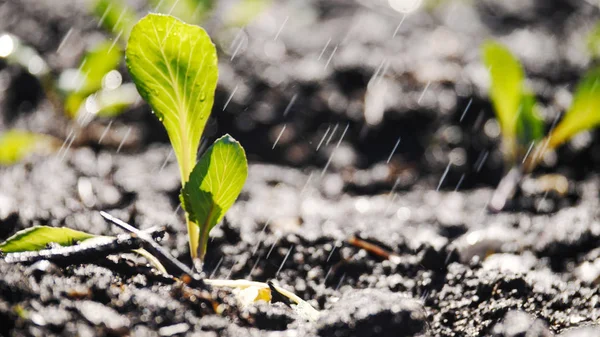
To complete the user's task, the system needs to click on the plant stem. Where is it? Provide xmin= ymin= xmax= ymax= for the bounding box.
xmin=187 ymin=216 xmax=200 ymax=264
xmin=194 ymin=203 xmax=215 ymax=270
xmin=347 ymin=236 xmax=401 ymax=264
xmin=522 ymin=135 xmax=556 ymax=174
xmin=488 ymin=166 xmax=523 ymax=212
xmin=100 ymin=212 xmax=205 ymax=288
xmin=196 ymin=219 xmax=210 ymax=270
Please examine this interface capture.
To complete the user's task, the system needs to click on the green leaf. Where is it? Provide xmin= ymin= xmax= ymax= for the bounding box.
xmin=149 ymin=0 xmax=214 ymax=23
xmin=0 ymin=226 xmax=167 ymax=273
xmin=126 ymin=13 xmax=218 ymax=184
xmin=588 ymin=22 xmax=600 ymax=59
xmin=92 ymin=0 xmax=137 ymax=41
xmin=79 ymin=42 xmax=123 ymax=95
xmin=87 ymin=83 xmax=140 ymax=118
xmin=482 ymin=41 xmax=525 ymax=157
xmin=180 ymin=134 xmax=248 ymax=260
xmin=64 ymin=41 xmax=123 ymax=118
xmin=547 ymin=67 xmax=600 ymax=150
xmin=0 ymin=226 xmax=96 ymax=253
xmin=224 ymin=0 xmax=272 ymax=27
xmin=0 ymin=130 xmax=59 ymax=165
xmin=516 ymin=92 xmax=544 ymax=148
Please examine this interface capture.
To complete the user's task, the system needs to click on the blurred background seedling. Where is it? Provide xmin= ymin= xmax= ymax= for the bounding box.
xmin=483 ymin=41 xmax=600 ymax=211
xmin=0 ymin=0 xmax=273 ymax=166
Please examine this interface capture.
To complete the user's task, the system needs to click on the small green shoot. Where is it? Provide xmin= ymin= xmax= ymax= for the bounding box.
xmin=181 ymin=135 xmax=247 ymax=260
xmin=149 ymin=0 xmax=214 ymax=24
xmin=541 ymin=67 xmax=600 ymax=155
xmin=126 ymin=14 xmax=218 ymax=183
xmin=0 ymin=226 xmax=95 ymax=253
xmin=126 ymin=14 xmax=247 ymax=266
xmin=588 ymin=22 xmax=600 ymax=59
xmin=0 ymin=225 xmax=166 ymax=273
xmin=0 ymin=130 xmax=60 ymax=165
xmin=61 ymin=41 xmax=123 ymax=118
xmin=92 ymin=0 xmax=137 ymax=41
xmin=223 ymin=0 xmax=273 ymax=27
xmin=482 ymin=41 xmax=544 ymax=163
xmin=515 ymin=92 xmax=544 ymax=150
xmin=483 ymin=41 xmax=600 ymax=211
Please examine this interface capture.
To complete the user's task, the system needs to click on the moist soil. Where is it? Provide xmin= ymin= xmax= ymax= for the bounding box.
xmin=1 ymin=0 xmax=600 ymax=336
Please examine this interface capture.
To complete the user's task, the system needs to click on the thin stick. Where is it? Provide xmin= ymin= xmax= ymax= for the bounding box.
xmin=3 ymin=231 xmax=154 ymax=265
xmin=347 ymin=236 xmax=401 ymax=264
xmin=487 ymin=166 xmax=524 ymax=213
xmin=99 ymin=211 xmax=205 ymax=288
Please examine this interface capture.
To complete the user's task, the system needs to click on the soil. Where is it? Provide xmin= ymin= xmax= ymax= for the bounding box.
xmin=1 ymin=0 xmax=600 ymax=336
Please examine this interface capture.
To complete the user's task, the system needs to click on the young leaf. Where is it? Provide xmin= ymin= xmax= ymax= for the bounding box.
xmin=0 ymin=130 xmax=60 ymax=165
xmin=515 ymin=92 xmax=544 ymax=149
xmin=149 ymin=0 xmax=214 ymax=24
xmin=63 ymin=41 xmax=123 ymax=118
xmin=546 ymin=67 xmax=600 ymax=150
xmin=588 ymin=22 xmax=600 ymax=59
xmin=92 ymin=0 xmax=137 ymax=41
xmin=224 ymin=0 xmax=273 ymax=27
xmin=180 ymin=134 xmax=248 ymax=260
xmin=482 ymin=41 xmax=525 ymax=158
xmin=0 ymin=226 xmax=167 ymax=273
xmin=87 ymin=83 xmax=141 ymax=118
xmin=126 ymin=14 xmax=218 ymax=262
xmin=125 ymin=13 xmax=218 ymax=184
xmin=0 ymin=226 xmax=95 ymax=253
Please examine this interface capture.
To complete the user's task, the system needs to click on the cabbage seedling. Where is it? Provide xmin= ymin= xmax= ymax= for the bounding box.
xmin=126 ymin=13 xmax=248 ymax=268
xmin=482 ymin=41 xmax=544 ymax=164
xmin=482 ymin=41 xmax=600 ymax=211
xmin=0 ymin=130 xmax=61 ymax=165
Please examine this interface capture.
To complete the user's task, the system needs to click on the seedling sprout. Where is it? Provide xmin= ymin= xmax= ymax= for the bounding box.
xmin=125 ymin=13 xmax=248 ymax=268
xmin=482 ymin=41 xmax=600 ymax=211
xmin=0 ymin=14 xmax=318 ymax=320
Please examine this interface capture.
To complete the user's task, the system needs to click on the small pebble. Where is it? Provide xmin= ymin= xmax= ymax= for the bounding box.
xmin=158 ymin=323 xmax=190 ymax=336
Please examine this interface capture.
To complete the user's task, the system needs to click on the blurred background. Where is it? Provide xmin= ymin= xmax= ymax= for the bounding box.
xmin=0 ymin=0 xmax=599 ymax=195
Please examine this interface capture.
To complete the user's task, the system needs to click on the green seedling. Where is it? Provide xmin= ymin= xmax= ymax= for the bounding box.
xmin=482 ymin=41 xmax=544 ymax=164
xmin=483 ymin=41 xmax=600 ymax=211
xmin=92 ymin=0 xmax=137 ymax=42
xmin=0 ymin=226 xmax=95 ymax=253
xmin=0 ymin=14 xmax=316 ymax=318
xmin=223 ymin=0 xmax=273 ymax=27
xmin=60 ymin=41 xmax=130 ymax=119
xmin=0 ymin=223 xmax=319 ymax=320
xmin=58 ymin=40 xmax=140 ymax=121
xmin=91 ymin=0 xmax=271 ymax=45
xmin=0 ymin=130 xmax=61 ymax=165
xmin=588 ymin=22 xmax=600 ymax=59
xmin=126 ymin=13 xmax=248 ymax=267
xmin=0 ymin=32 xmax=135 ymax=121
xmin=0 ymin=31 xmax=137 ymax=159
xmin=0 ymin=225 xmax=166 ymax=273
xmin=149 ymin=0 xmax=214 ymax=24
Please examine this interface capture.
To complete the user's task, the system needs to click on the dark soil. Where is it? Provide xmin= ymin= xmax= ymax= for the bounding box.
xmin=1 ymin=0 xmax=600 ymax=336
